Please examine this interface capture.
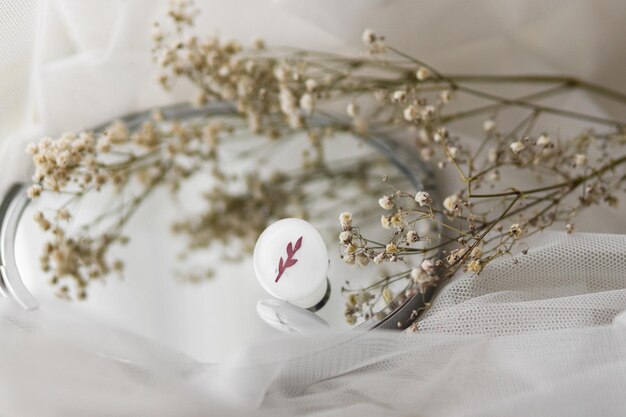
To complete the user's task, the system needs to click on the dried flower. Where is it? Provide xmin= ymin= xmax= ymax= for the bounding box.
xmin=361 ymin=28 xmax=377 ymax=46
xmin=343 ymin=254 xmax=356 ymax=265
xmin=470 ymin=246 xmax=483 ymax=259
xmin=346 ymin=102 xmax=360 ymax=117
xmin=346 ymin=243 xmax=357 ymax=254
xmin=446 ymin=145 xmax=459 ymax=159
xmin=299 ymin=93 xmax=315 ymax=114
xmin=421 ymin=259 xmax=435 ymax=274
xmin=391 ymin=90 xmax=406 ymax=103
xmin=467 ymin=259 xmax=483 ymax=273
xmin=339 ymin=231 xmax=352 ymax=243
xmin=510 ymin=141 xmax=525 ymax=154
xmin=574 ymin=153 xmax=587 ymax=166
xmin=415 ymin=191 xmax=431 ymax=207
xmin=443 ymin=194 xmax=460 ymax=212
xmin=382 ymin=286 xmax=393 ymax=304
xmin=56 ymin=208 xmax=71 ymax=221
xmin=410 ymin=267 xmax=422 ymax=283
xmin=361 ymin=28 xmax=386 ymax=53
xmin=411 ymin=266 xmax=435 ymax=293
xmin=536 ymin=134 xmax=551 ymax=147
xmin=483 ymin=119 xmax=496 ymax=133
xmin=26 ymin=143 xmax=38 ymax=155
xmin=440 ymin=90 xmax=452 ymax=103
xmin=251 ymin=36 xmax=265 ymax=50
xmin=378 ymin=195 xmax=395 ymax=210
xmin=390 ymin=211 xmax=405 ymax=228
xmin=339 ymin=212 xmax=353 ymax=229
xmin=33 ymin=211 xmax=51 ymax=231
xmin=403 ymin=104 xmax=420 ymax=122
xmin=305 ymin=78 xmax=318 ymax=92
xmin=380 ymin=215 xmax=392 ymax=229
xmin=385 ymin=243 xmax=398 ymax=254
xmin=446 ymin=247 xmax=468 ymax=264
xmin=509 ymin=223 xmax=523 ymax=239
xmin=355 ymin=253 xmax=370 ymax=267
xmin=30 ymin=3 xmax=626 ymax=320
xmin=373 ymin=253 xmax=385 ymax=264
xmin=420 ymin=147 xmax=434 ymax=161
xmin=27 ymin=184 xmax=43 ymax=199
xmin=415 ymin=67 xmax=431 ymax=81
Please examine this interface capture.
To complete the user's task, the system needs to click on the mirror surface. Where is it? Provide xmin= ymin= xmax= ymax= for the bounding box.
xmin=13 ymin=108 xmax=432 ymax=361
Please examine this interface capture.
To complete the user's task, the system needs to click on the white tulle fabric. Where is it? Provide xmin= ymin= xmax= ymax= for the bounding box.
xmin=2 ymin=1 xmax=626 ymax=416
xmin=3 ymin=232 xmax=626 ymax=416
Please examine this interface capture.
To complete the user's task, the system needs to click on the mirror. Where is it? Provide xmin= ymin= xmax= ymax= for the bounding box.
xmin=7 ymin=103 xmax=436 ymax=361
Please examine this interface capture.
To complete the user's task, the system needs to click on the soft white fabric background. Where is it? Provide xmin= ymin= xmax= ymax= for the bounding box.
xmin=1 ymin=0 xmax=626 ymax=416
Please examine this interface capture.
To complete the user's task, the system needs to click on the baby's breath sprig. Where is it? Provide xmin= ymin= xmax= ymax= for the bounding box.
xmin=26 ymin=0 xmax=626 ymax=325
xmin=26 ymin=108 xmax=390 ymax=299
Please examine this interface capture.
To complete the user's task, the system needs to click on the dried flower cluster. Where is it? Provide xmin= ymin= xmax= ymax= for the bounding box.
xmin=334 ymin=30 xmax=626 ymax=324
xmin=26 ymin=1 xmax=626 ymax=328
xmin=26 ymin=103 xmax=390 ymax=298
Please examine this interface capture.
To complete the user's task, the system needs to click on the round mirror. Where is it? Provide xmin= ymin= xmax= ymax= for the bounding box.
xmin=2 ymin=103 xmax=438 ymax=362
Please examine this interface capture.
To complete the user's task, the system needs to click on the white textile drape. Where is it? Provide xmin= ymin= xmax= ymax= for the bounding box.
xmin=3 ymin=232 xmax=626 ymax=416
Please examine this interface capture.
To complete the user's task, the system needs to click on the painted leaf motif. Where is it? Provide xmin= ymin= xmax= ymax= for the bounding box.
xmin=274 ymin=236 xmax=303 ymax=283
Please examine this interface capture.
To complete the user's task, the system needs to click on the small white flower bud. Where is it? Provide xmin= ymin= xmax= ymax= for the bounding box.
xmin=356 ymin=253 xmax=370 ymax=267
xmin=509 ymin=223 xmax=523 ymax=238
xmin=440 ymin=90 xmax=452 ymax=103
xmin=274 ymin=66 xmax=290 ymax=83
xmin=574 ymin=153 xmax=587 ymax=166
xmin=339 ymin=231 xmax=352 ymax=243
xmin=339 ymin=212 xmax=352 ymax=229
xmin=420 ymin=147 xmax=434 ymax=161
xmin=421 ymin=259 xmax=436 ymax=274
xmin=385 ymin=243 xmax=398 ymax=254
xmin=373 ymin=253 xmax=385 ymax=264
xmin=415 ymin=191 xmax=431 ymax=207
xmin=467 ymin=259 xmax=483 ymax=273
xmin=378 ymin=195 xmax=394 ymax=210
xmin=406 ymin=230 xmax=419 ymax=243
xmin=346 ymin=102 xmax=360 ymax=117
xmin=362 ymin=28 xmax=377 ymax=46
xmin=380 ymin=215 xmax=392 ymax=229
xmin=415 ymin=67 xmax=431 ymax=81
xmin=391 ymin=90 xmax=406 ymax=103
xmin=403 ymin=105 xmax=420 ymax=122
xmin=510 ymin=141 xmax=525 ymax=154
xmin=410 ymin=267 xmax=427 ymax=284
xmin=421 ymin=105 xmax=436 ymax=120
xmin=443 ymin=194 xmax=460 ymax=212
xmin=433 ymin=127 xmax=448 ymax=143
xmin=536 ymin=134 xmax=551 ymax=147
xmin=25 ymin=143 xmax=38 ymax=155
xmin=27 ymin=184 xmax=43 ymax=199
xmin=305 ymin=78 xmax=318 ymax=92
xmin=299 ymin=93 xmax=315 ymax=114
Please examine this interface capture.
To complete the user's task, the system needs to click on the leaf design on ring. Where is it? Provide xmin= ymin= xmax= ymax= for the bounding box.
xmin=275 ymin=236 xmax=303 ymax=282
